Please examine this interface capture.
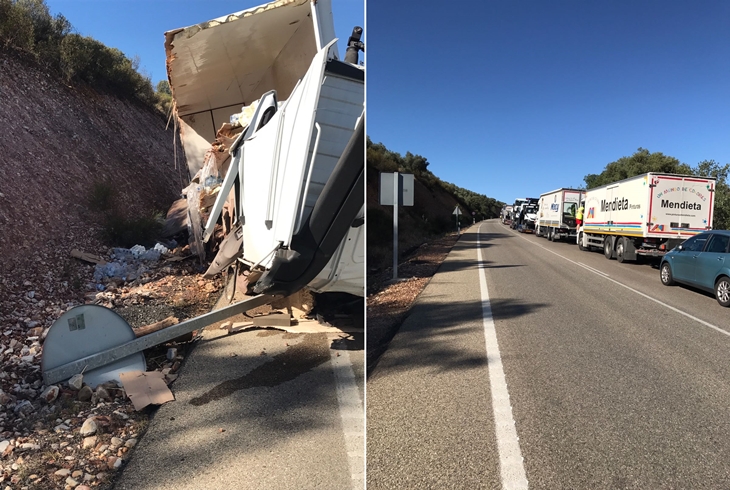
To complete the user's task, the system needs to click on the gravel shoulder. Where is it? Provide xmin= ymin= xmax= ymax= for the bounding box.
xmin=0 ymin=246 xmax=223 ymax=490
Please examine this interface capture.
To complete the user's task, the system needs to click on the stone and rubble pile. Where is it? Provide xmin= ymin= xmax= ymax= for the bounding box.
xmin=0 ymin=244 xmax=222 ymax=489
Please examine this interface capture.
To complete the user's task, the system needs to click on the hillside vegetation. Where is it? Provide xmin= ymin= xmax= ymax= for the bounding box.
xmin=0 ymin=0 xmax=170 ymax=113
xmin=367 ymin=139 xmax=503 ymax=272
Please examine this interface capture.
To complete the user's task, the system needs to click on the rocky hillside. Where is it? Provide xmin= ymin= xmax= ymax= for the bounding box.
xmin=0 ymin=51 xmax=185 ymax=324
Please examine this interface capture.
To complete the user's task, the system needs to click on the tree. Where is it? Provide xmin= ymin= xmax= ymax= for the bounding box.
xmin=692 ymin=160 xmax=730 ymax=230
xmin=402 ymin=152 xmax=429 ymax=174
xmin=156 ymin=80 xmax=171 ymax=95
xmin=584 ymin=148 xmax=692 ymax=189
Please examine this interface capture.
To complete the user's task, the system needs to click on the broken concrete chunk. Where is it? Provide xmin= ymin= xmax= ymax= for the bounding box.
xmin=95 ymin=386 xmax=111 ymax=402
xmin=40 ymin=385 xmax=59 ymax=404
xmin=79 ymin=417 xmax=97 ymax=437
xmin=82 ymin=436 xmax=97 ymax=449
xmin=68 ymin=374 xmax=83 ymax=390
xmin=78 ymin=386 xmax=93 ymax=402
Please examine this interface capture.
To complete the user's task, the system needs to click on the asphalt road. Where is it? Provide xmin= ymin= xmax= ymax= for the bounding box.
xmin=367 ymin=219 xmax=730 ymax=489
xmin=113 ymin=292 xmax=364 ymax=490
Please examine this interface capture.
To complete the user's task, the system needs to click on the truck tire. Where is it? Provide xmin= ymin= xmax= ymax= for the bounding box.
xmin=616 ymin=237 xmax=626 ymax=263
xmin=578 ymin=232 xmax=586 ymax=251
xmin=603 ymin=237 xmax=614 ymax=259
xmin=548 ymin=229 xmax=555 ymax=242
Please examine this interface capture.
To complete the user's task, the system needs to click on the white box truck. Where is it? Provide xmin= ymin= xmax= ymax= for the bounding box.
xmin=536 ymin=188 xmax=585 ymax=241
xmin=500 ymin=205 xmax=514 ymax=225
xmin=577 ymin=173 xmax=716 ymax=262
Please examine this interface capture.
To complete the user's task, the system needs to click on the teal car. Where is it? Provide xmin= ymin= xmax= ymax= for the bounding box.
xmin=660 ymin=230 xmax=730 ymax=307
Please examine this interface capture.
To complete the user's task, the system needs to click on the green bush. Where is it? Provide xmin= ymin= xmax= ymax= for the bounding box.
xmin=1 ymin=0 xmax=163 ymax=110
xmin=102 ymin=211 xmax=164 ymax=248
xmin=0 ymin=0 xmax=35 ymax=51
xmin=88 ymin=180 xmax=117 ymax=212
xmin=87 ymin=180 xmax=164 ymax=247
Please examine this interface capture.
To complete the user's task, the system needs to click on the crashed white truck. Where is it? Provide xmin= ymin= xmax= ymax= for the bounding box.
xmin=42 ymin=0 xmax=365 ymax=387
xmin=577 ymin=173 xmax=716 ymax=262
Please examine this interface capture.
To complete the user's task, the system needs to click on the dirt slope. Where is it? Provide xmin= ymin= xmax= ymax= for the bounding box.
xmin=0 ymin=53 xmax=185 ymax=300
xmin=366 ymin=161 xmax=471 ymax=272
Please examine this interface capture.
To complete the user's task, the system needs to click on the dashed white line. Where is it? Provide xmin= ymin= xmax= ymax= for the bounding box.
xmin=330 ymin=346 xmax=364 ymax=489
xmin=477 ymin=223 xmax=529 ymax=490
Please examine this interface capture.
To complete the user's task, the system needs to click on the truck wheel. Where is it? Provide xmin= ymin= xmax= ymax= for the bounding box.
xmin=603 ymin=237 xmax=614 ymax=259
xmin=715 ymin=277 xmax=730 ymax=307
xmin=660 ymin=262 xmax=675 ymax=286
xmin=578 ymin=232 xmax=586 ymax=251
xmin=616 ymin=238 xmax=626 ymax=263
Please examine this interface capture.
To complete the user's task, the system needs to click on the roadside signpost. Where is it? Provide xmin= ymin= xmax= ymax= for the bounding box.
xmin=453 ymin=206 xmax=461 ymax=234
xmin=380 ymin=172 xmax=414 ymax=280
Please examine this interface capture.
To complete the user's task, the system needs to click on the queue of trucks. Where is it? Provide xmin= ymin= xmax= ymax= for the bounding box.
xmin=505 ymin=172 xmax=717 ymax=262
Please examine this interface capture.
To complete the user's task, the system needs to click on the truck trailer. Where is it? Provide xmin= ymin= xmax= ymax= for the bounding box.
xmin=166 ymin=0 xmax=365 ymax=298
xmin=577 ymin=173 xmax=716 ymax=262
xmin=510 ymin=197 xmax=539 ymax=232
xmin=536 ymin=188 xmax=585 ymax=242
xmin=500 ymin=205 xmax=513 ymax=225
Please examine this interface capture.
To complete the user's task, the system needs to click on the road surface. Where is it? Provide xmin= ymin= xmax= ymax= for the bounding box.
xmin=367 ymin=219 xmax=730 ymax=489
xmin=114 ymin=290 xmax=364 ymax=490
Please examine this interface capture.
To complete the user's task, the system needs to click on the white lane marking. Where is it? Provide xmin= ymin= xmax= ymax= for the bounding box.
xmin=478 ymin=224 xmax=529 ymax=490
xmin=329 ymin=346 xmax=364 ymax=489
xmin=576 ymin=262 xmax=610 ymax=277
xmin=509 ymin=227 xmax=730 ymax=338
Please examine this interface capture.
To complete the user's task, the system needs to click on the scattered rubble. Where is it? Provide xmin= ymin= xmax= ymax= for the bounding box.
xmin=0 ymin=243 xmax=223 ymax=489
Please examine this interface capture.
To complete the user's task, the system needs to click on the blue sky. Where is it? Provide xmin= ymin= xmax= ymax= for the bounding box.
xmin=366 ymin=0 xmax=730 ymax=205
xmin=46 ymin=0 xmax=364 ymax=86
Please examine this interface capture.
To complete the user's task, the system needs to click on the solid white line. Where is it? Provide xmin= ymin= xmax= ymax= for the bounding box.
xmin=510 ymin=228 xmax=730 ymax=338
xmin=576 ymin=262 xmax=610 ymax=277
xmin=329 ymin=346 xmax=364 ymax=489
xmin=477 ymin=223 xmax=529 ymax=490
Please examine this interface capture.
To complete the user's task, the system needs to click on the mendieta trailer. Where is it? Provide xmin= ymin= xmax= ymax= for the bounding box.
xmin=536 ymin=188 xmax=584 ymax=242
xmin=577 ymin=173 xmax=716 ymax=262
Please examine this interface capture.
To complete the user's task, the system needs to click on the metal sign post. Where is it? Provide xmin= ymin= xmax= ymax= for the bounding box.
xmin=453 ymin=206 xmax=461 ymax=234
xmin=379 ymin=172 xmax=414 ymax=281
xmin=392 ymin=173 xmax=399 ymax=280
